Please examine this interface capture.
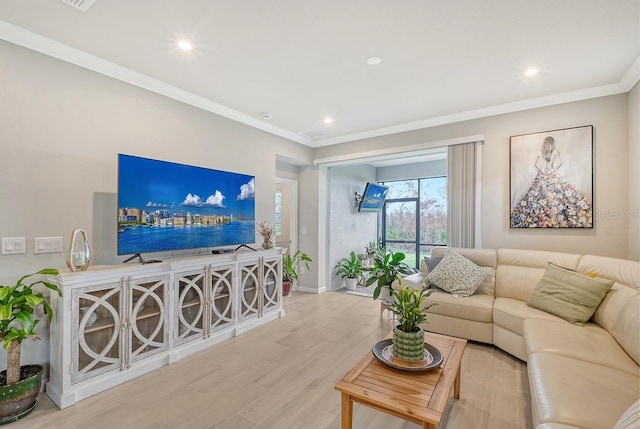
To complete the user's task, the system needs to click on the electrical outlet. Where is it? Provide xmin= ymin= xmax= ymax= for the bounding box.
xmin=1 ymin=237 xmax=26 ymax=255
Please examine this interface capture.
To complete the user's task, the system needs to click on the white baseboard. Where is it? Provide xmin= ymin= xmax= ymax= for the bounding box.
xmin=296 ymin=285 xmax=326 ymax=294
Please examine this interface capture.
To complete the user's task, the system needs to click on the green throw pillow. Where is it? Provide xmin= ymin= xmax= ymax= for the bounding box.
xmin=527 ymin=263 xmax=614 ymax=325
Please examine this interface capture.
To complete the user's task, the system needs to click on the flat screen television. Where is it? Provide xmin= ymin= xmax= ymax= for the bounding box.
xmin=117 ymin=154 xmax=255 ymax=256
xmin=358 ymin=182 xmax=389 ymax=212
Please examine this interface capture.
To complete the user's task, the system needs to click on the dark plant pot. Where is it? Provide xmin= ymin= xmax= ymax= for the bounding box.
xmin=0 ymin=365 xmax=43 ymax=425
xmin=392 ymin=326 xmax=425 ymax=361
xmin=282 ymin=281 xmax=293 ymax=297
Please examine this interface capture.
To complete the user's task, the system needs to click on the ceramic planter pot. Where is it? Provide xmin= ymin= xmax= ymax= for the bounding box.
xmin=282 ymin=281 xmax=293 ymax=296
xmin=392 ymin=326 xmax=425 ymax=361
xmin=379 ymin=285 xmax=393 ymax=304
xmin=0 ymin=364 xmax=43 ymax=425
xmin=345 ymin=278 xmax=357 ymax=290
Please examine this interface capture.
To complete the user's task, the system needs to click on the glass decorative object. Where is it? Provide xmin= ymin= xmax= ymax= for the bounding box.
xmin=67 ymin=229 xmax=92 ymax=271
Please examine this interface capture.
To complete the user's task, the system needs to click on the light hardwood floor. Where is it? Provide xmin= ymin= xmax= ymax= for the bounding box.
xmin=18 ymin=291 xmax=533 ymax=429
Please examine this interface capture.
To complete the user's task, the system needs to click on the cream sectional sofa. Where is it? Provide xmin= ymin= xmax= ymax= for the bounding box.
xmin=399 ymin=247 xmax=639 ymax=429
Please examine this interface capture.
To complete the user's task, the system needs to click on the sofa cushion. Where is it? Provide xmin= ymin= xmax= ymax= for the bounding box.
xmin=494 ymin=297 xmax=563 ymax=336
xmin=399 ymin=272 xmax=426 ymax=291
xmin=423 ymin=257 xmax=442 ymax=273
xmin=523 ymin=318 xmax=639 ymax=375
xmin=614 ymin=399 xmax=640 ymax=429
xmin=527 ymin=263 xmax=614 ymax=325
xmin=578 ymin=255 xmax=640 ymax=366
xmin=496 ymin=249 xmax=581 ymax=301
xmin=536 ymin=425 xmax=582 ymax=429
xmin=423 ymin=290 xmax=494 ymax=323
xmin=426 ymin=249 xmax=489 ymax=297
xmin=528 ymin=353 xmax=639 ymax=429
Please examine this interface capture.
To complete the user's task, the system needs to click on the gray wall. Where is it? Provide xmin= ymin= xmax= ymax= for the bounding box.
xmin=328 ymin=165 xmax=378 ymax=290
xmin=316 ymin=94 xmax=636 ymax=260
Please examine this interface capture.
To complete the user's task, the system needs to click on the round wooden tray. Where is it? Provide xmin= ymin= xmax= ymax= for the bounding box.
xmin=372 ymin=339 xmax=443 ymax=372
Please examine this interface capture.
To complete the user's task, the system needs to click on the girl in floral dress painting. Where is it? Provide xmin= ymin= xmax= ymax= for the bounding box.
xmin=510 ymin=136 xmax=592 ymax=228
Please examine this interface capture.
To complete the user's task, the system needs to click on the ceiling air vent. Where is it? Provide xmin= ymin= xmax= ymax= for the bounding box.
xmin=62 ymin=0 xmax=97 ymax=12
xmin=298 ymin=128 xmax=331 ymax=139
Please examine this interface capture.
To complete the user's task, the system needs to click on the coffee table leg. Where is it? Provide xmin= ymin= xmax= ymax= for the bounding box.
xmin=341 ymin=392 xmax=353 ymax=429
xmin=422 ymin=423 xmax=436 ymax=429
xmin=454 ymin=362 xmax=461 ymax=399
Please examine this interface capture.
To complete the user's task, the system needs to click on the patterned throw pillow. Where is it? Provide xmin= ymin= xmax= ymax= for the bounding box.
xmin=426 ymin=250 xmax=488 ymax=297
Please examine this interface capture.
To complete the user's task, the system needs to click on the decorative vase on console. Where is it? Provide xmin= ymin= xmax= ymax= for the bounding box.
xmin=67 ymin=229 xmax=91 ymax=271
xmin=257 ymin=221 xmax=276 ymax=250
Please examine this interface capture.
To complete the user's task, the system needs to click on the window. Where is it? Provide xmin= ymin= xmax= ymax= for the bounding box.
xmin=380 ymin=177 xmax=447 ymax=268
xmin=275 ymin=191 xmax=282 ymax=235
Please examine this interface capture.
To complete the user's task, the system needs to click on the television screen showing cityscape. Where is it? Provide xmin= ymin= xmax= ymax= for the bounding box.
xmin=117 ymin=154 xmax=256 ymax=255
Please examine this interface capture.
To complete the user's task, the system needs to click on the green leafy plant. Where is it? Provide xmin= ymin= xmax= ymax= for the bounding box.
xmin=390 ymin=281 xmax=436 ymax=332
xmin=0 ymin=269 xmax=61 ymax=384
xmin=365 ymin=250 xmax=412 ymax=300
xmin=282 ymin=250 xmax=312 ymax=283
xmin=334 ymin=251 xmax=364 ymax=279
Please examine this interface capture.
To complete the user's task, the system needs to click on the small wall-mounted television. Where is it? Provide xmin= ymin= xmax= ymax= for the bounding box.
xmin=358 ymin=182 xmax=389 ymax=212
xmin=117 ymin=154 xmax=255 ymax=255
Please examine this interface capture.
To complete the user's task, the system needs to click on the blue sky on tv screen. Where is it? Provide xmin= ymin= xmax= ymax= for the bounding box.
xmin=118 ymin=154 xmax=255 ymax=218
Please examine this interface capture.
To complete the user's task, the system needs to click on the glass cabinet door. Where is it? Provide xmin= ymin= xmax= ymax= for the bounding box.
xmin=239 ymin=262 xmax=260 ymax=321
xmin=128 ymin=275 xmax=169 ymax=364
xmin=72 ymin=283 xmax=122 ymax=383
xmin=262 ymin=258 xmax=280 ymax=312
xmin=209 ymin=265 xmax=234 ymax=333
xmin=176 ymin=270 xmax=206 ymax=345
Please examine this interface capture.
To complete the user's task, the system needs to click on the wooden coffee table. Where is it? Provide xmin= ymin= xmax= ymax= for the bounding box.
xmin=334 ymin=331 xmax=467 ymax=429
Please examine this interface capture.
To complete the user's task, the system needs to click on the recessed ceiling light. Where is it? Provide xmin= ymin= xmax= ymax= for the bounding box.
xmin=177 ymin=40 xmax=193 ymax=51
xmin=366 ymin=56 xmax=382 ymax=66
xmin=323 ymin=117 xmax=333 ymax=124
xmin=525 ymin=68 xmax=539 ymax=77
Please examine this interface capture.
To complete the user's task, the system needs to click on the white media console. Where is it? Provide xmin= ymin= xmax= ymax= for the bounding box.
xmin=46 ymin=248 xmax=284 ymax=409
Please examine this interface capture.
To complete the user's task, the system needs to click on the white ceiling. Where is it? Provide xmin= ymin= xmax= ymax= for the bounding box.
xmin=1 ymin=1 xmax=638 ymax=148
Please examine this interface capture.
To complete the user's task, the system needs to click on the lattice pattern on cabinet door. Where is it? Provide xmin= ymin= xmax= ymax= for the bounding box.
xmin=209 ymin=266 xmax=234 ymax=331
xmin=262 ymin=259 xmax=280 ymax=310
xmin=176 ymin=272 xmax=206 ymax=344
xmin=240 ymin=264 xmax=260 ymax=320
xmin=130 ymin=278 xmax=167 ymax=360
xmin=74 ymin=286 xmax=121 ymax=382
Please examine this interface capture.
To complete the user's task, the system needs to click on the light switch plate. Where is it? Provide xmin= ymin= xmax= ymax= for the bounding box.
xmin=1 ymin=237 xmax=26 ymax=255
xmin=34 ymin=237 xmax=64 ymax=254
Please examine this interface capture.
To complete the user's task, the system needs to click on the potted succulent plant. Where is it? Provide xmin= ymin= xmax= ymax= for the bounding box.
xmin=334 ymin=251 xmax=364 ymax=290
xmin=365 ymin=249 xmax=412 ymax=302
xmin=0 ymin=268 xmax=61 ymax=424
xmin=282 ymin=250 xmax=312 ymax=296
xmin=388 ymin=281 xmax=435 ymax=361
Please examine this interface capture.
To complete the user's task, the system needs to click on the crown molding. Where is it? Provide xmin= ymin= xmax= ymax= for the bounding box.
xmin=0 ymin=20 xmax=313 ymax=146
xmin=1 ymin=20 xmax=637 ymax=149
xmin=314 ymin=64 xmax=639 ymax=147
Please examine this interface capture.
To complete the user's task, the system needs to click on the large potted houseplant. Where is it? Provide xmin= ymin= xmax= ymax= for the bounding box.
xmin=334 ymin=251 xmax=364 ymax=290
xmin=365 ymin=249 xmax=412 ymax=302
xmin=388 ymin=282 xmax=435 ymax=361
xmin=282 ymin=250 xmax=312 ymax=296
xmin=0 ymin=268 xmax=60 ymax=424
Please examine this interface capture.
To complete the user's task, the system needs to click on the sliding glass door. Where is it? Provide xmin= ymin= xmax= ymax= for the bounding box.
xmin=381 ymin=177 xmax=447 ymax=269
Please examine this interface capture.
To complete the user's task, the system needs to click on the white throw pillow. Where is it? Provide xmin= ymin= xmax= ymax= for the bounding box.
xmin=426 ymin=249 xmax=487 ymax=297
